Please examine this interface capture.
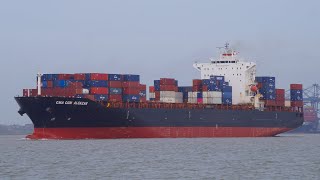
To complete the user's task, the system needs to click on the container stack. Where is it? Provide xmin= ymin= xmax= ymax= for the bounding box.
xmin=108 ymin=74 xmax=123 ymax=102
xmin=178 ymin=86 xmax=192 ymax=103
xmin=275 ymin=89 xmax=285 ymax=106
xmin=152 ymin=78 xmax=182 ymax=103
xmin=256 ymin=76 xmax=276 ymax=106
xmin=188 ymin=76 xmax=231 ymax=104
xmin=24 ymin=73 xmax=146 ymax=103
xmin=290 ymin=84 xmax=303 ymax=107
xmin=149 ymin=86 xmax=155 ymax=101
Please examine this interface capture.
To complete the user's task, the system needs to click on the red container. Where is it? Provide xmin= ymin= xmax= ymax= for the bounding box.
xmin=264 ymin=100 xmax=276 ymax=106
xmin=160 ymin=78 xmax=176 ymax=85
xmin=30 ymin=89 xmax=38 ymax=96
xmin=197 ymin=98 xmax=203 ymax=103
xmin=69 ymin=82 xmax=83 ymax=88
xmin=123 ymin=88 xmax=140 ymax=95
xmin=23 ymin=89 xmax=28 ymax=97
xmin=75 ymin=88 xmax=83 ymax=94
xmin=193 ymin=79 xmax=202 ymax=86
xmin=155 ymin=91 xmax=160 ymax=100
xmin=74 ymin=73 xmax=86 ymax=80
xmin=122 ymin=81 xmax=139 ymax=88
xmin=276 ymin=89 xmax=285 ymax=95
xmin=275 ymin=100 xmax=285 ymax=107
xmin=140 ymin=97 xmax=147 ymax=102
xmin=84 ymin=95 xmax=95 ymax=101
xmin=291 ymin=101 xmax=303 ymax=107
xmin=90 ymin=73 xmax=108 ymax=81
xmin=192 ymin=85 xmax=202 ymax=92
xmin=58 ymin=74 xmax=73 ymax=80
xmin=109 ymin=81 xmax=122 ymax=88
xmin=90 ymin=87 xmax=109 ymax=94
xmin=139 ymin=84 xmax=147 ymax=91
xmin=160 ymin=85 xmax=176 ymax=91
xmin=290 ymin=84 xmax=303 ymax=90
xmin=47 ymin=81 xmax=53 ymax=88
xmin=109 ymin=94 xmax=122 ymax=102
xmin=202 ymin=85 xmax=208 ymax=92
xmin=149 ymin=86 xmax=155 ymax=93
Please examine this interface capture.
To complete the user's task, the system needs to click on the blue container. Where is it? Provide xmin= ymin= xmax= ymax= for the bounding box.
xmin=178 ymin=86 xmax=193 ymax=92
xmin=41 ymin=74 xmax=58 ymax=81
xmin=150 ymin=98 xmax=156 ymax=101
xmin=123 ymin=74 xmax=140 ymax=82
xmin=41 ymin=81 xmax=48 ymax=88
xmin=260 ymin=91 xmax=276 ymax=100
xmin=109 ymin=88 xmax=122 ymax=94
xmin=211 ymin=76 xmax=225 ymax=82
xmin=202 ymin=79 xmax=216 ymax=86
xmin=85 ymin=80 xmax=108 ymax=87
xmin=222 ymin=92 xmax=232 ymax=98
xmin=197 ymin=92 xmax=203 ymax=98
xmin=208 ymin=84 xmax=220 ymax=91
xmin=154 ymin=80 xmax=160 ymax=91
xmin=139 ymin=91 xmax=146 ymax=97
xmin=290 ymin=90 xmax=303 ymax=101
xmin=108 ymin=74 xmax=122 ymax=81
xmin=222 ymin=86 xmax=232 ymax=92
xmin=182 ymin=92 xmax=189 ymax=99
xmin=94 ymin=94 xmax=108 ymax=101
xmin=75 ymin=94 xmax=85 ymax=98
xmin=53 ymin=80 xmax=70 ymax=87
xmin=85 ymin=73 xmax=91 ymax=80
xmin=222 ymin=98 xmax=232 ymax=105
xmin=255 ymin=76 xmax=275 ymax=83
xmin=123 ymin=95 xmax=140 ymax=102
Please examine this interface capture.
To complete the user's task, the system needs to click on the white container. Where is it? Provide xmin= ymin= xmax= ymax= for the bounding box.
xmin=285 ymin=100 xmax=291 ymax=107
xmin=149 ymin=92 xmax=155 ymax=98
xmin=188 ymin=97 xmax=197 ymax=103
xmin=203 ymin=91 xmax=222 ymax=98
xmin=82 ymin=89 xmax=90 ymax=94
xmin=160 ymin=91 xmax=176 ymax=98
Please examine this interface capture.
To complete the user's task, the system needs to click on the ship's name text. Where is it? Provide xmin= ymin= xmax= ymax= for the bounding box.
xmin=56 ymin=101 xmax=88 ymax=106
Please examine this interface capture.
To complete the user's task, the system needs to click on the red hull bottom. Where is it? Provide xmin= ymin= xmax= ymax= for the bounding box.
xmin=27 ymin=127 xmax=292 ymax=139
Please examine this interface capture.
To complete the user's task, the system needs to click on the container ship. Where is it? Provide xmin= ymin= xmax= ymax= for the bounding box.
xmin=15 ymin=44 xmax=304 ymax=139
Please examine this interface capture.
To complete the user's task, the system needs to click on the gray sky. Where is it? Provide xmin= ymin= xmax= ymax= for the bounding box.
xmin=0 ymin=0 xmax=319 ymax=125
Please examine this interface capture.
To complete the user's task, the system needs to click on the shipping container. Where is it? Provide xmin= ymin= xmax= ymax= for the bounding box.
xmin=149 ymin=92 xmax=155 ymax=99
xmin=160 ymin=78 xmax=176 ymax=85
xmin=122 ymin=81 xmax=140 ymax=88
xmin=109 ymin=88 xmax=122 ymax=94
xmin=255 ymin=76 xmax=275 ymax=83
xmin=192 ymin=85 xmax=203 ymax=92
xmin=139 ymin=84 xmax=147 ymax=91
xmin=123 ymin=74 xmax=140 ymax=82
xmin=139 ymin=90 xmax=146 ymax=97
xmin=264 ymin=100 xmax=276 ymax=106
xmin=123 ymin=95 xmax=140 ymax=102
xmin=193 ymin=79 xmax=202 ymax=86
xmin=85 ymin=80 xmax=108 ymax=87
xmin=211 ymin=76 xmax=225 ymax=82
xmin=291 ymin=101 xmax=303 ymax=107
xmin=149 ymin=86 xmax=155 ymax=93
xmin=203 ymin=97 xmax=222 ymax=104
xmin=74 ymin=73 xmax=86 ymax=80
xmin=90 ymin=87 xmax=109 ymax=94
xmin=108 ymin=74 xmax=122 ymax=81
xmin=222 ymin=98 xmax=232 ymax=105
xmin=90 ymin=73 xmax=108 ymax=81
xmin=108 ymin=81 xmax=122 ymax=88
xmin=203 ymin=91 xmax=222 ymax=98
xmin=207 ymin=84 xmax=220 ymax=91
xmin=290 ymin=84 xmax=303 ymax=90
xmin=160 ymin=85 xmax=176 ymax=91
xmin=58 ymin=74 xmax=73 ymax=80
xmin=123 ymin=88 xmax=140 ymax=95
xmin=154 ymin=80 xmax=160 ymax=91
xmin=222 ymin=86 xmax=232 ymax=92
xmin=53 ymin=80 xmax=71 ymax=88
xmin=109 ymin=94 xmax=122 ymax=102
xmin=202 ymin=79 xmax=216 ymax=85
xmin=94 ymin=94 xmax=108 ymax=101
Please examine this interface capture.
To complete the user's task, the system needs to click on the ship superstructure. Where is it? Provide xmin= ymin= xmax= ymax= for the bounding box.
xmin=193 ymin=43 xmax=256 ymax=104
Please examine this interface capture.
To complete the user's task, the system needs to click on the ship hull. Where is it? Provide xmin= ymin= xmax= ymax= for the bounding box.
xmin=28 ymin=127 xmax=291 ymax=139
xmin=15 ymin=97 xmax=303 ymax=139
